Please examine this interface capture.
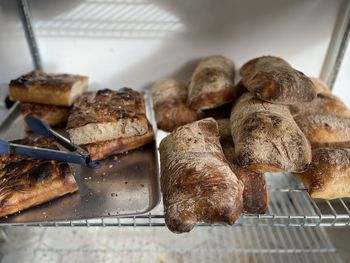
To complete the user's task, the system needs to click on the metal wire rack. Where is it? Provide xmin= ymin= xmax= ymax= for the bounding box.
xmin=4 ymin=173 xmax=350 ymax=227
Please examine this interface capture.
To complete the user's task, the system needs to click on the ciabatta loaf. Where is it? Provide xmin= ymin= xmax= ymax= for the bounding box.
xmin=9 ymin=71 xmax=88 ymax=106
xmin=217 ymin=119 xmax=269 ymax=214
xmin=160 ymin=118 xmax=243 ymax=233
xmin=151 ymin=79 xmax=202 ymax=132
xmin=187 ymin=55 xmax=236 ymax=110
xmin=294 ymin=147 xmax=350 ymax=199
xmin=230 ymin=93 xmax=311 ymax=173
xmin=67 ymin=88 xmax=150 ymax=145
xmin=240 ymin=56 xmax=316 ymax=105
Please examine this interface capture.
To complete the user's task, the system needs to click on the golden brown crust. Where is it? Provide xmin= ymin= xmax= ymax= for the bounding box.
xmin=294 ymin=148 xmax=350 ymax=199
xmin=20 ymin=102 xmax=70 ymax=131
xmin=290 ymin=93 xmax=350 ymax=117
xmin=295 ymin=114 xmax=350 ymax=146
xmin=159 ymin=118 xmax=243 ymax=233
xmin=188 ymin=55 xmax=236 ymax=110
xmin=217 ymin=118 xmax=269 ymax=214
xmin=240 ymin=56 xmax=316 ymax=105
xmin=9 ymin=70 xmax=88 ymax=106
xmin=151 ymin=79 xmax=202 ymax=132
xmin=0 ymin=137 xmax=78 ymax=217
xmin=67 ymin=88 xmax=151 ymax=145
xmin=85 ymin=128 xmax=155 ymax=160
xmin=230 ymin=93 xmax=311 ymax=173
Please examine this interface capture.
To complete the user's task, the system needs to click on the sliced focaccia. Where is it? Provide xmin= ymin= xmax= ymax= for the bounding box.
xmin=0 ymin=137 xmax=78 ymax=217
xmin=67 ymin=88 xmax=151 ymax=145
xmin=9 ymin=70 xmax=88 ymax=106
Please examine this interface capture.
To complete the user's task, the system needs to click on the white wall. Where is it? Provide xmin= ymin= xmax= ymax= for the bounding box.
xmin=26 ymin=0 xmax=341 ymax=91
xmin=333 ymin=45 xmax=350 ymax=107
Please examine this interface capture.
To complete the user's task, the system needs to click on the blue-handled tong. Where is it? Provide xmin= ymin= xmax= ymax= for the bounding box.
xmin=0 ymin=116 xmax=100 ymax=169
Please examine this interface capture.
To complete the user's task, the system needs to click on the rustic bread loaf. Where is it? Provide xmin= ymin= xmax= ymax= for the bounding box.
xmin=159 ymin=118 xmax=244 ymax=233
xmin=151 ymin=79 xmax=202 ymax=132
xmin=9 ymin=71 xmax=88 ymax=106
xmin=187 ymin=55 xmax=236 ymax=110
xmin=230 ymin=93 xmax=312 ymax=173
xmin=310 ymin=77 xmax=331 ymax=94
xmin=217 ymin=119 xmax=269 ymax=214
xmin=294 ymin=147 xmax=350 ymax=199
xmin=240 ymin=56 xmax=316 ymax=105
xmin=295 ymin=114 xmax=350 ymax=146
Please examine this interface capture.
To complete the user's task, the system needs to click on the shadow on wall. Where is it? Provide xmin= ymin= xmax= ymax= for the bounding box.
xmin=0 ymin=0 xmax=340 ymax=89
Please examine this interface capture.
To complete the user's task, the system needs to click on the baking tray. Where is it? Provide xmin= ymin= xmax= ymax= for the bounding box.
xmin=0 ymin=92 xmax=160 ymax=224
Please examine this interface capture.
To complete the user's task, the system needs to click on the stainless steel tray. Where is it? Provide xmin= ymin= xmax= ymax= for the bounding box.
xmin=0 ymin=93 xmax=160 ymax=224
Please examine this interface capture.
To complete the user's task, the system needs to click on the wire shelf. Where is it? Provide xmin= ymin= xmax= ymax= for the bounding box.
xmin=4 ymin=173 xmax=350 ymax=228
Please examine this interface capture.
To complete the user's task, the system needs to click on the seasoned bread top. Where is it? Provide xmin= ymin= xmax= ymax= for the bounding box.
xmin=10 ymin=70 xmax=87 ymax=93
xmin=0 ymin=137 xmax=75 ymax=205
xmin=240 ymin=56 xmax=316 ymax=105
xmin=67 ymin=88 xmax=146 ymax=129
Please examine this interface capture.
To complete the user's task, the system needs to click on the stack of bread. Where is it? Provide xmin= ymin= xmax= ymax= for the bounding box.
xmin=9 ymin=70 xmax=89 ymax=131
xmin=152 ymin=55 xmax=350 ymax=233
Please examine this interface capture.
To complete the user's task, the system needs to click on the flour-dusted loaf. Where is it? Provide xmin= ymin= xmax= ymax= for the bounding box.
xmin=294 ymin=147 xmax=350 ymax=199
xmin=240 ymin=56 xmax=316 ymax=105
xmin=159 ymin=118 xmax=244 ymax=233
xmin=9 ymin=71 xmax=88 ymax=106
xmin=217 ymin=119 xmax=269 ymax=214
xmin=295 ymin=114 xmax=350 ymax=146
xmin=67 ymin=88 xmax=151 ymax=145
xmin=151 ymin=79 xmax=202 ymax=132
xmin=0 ymin=137 xmax=78 ymax=217
xmin=230 ymin=93 xmax=311 ymax=173
xmin=20 ymin=102 xmax=70 ymax=131
xmin=85 ymin=126 xmax=155 ymax=160
xmin=187 ymin=55 xmax=236 ymax=110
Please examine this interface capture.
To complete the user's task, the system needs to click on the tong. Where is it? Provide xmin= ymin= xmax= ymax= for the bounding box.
xmin=0 ymin=116 xmax=101 ymax=169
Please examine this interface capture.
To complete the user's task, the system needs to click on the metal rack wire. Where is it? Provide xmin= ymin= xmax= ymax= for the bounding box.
xmin=4 ymin=173 xmax=350 ymax=227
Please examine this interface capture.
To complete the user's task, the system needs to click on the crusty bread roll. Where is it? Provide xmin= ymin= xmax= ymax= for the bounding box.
xmin=151 ymin=79 xmax=202 ymax=132
xmin=290 ymin=92 xmax=350 ymax=118
xmin=187 ymin=55 xmax=236 ymax=110
xmin=295 ymin=114 xmax=350 ymax=146
xmin=294 ymin=147 xmax=350 ymax=199
xmin=217 ymin=119 xmax=269 ymax=214
xmin=230 ymin=93 xmax=311 ymax=173
xmin=159 ymin=118 xmax=244 ymax=233
xmin=9 ymin=71 xmax=88 ymax=106
xmin=240 ymin=56 xmax=316 ymax=105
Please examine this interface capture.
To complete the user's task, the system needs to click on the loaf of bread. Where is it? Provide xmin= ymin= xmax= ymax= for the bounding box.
xmin=187 ymin=55 xmax=236 ymax=110
xmin=217 ymin=119 xmax=269 ymax=214
xmin=151 ymin=79 xmax=202 ymax=132
xmin=9 ymin=71 xmax=88 ymax=106
xmin=230 ymin=93 xmax=312 ymax=173
xmin=160 ymin=118 xmax=244 ymax=233
xmin=290 ymin=92 xmax=350 ymax=117
xmin=294 ymin=147 xmax=350 ymax=199
xmin=240 ymin=56 xmax=316 ymax=105
xmin=67 ymin=88 xmax=150 ymax=145
xmin=20 ymin=102 xmax=70 ymax=131
xmin=295 ymin=114 xmax=350 ymax=146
